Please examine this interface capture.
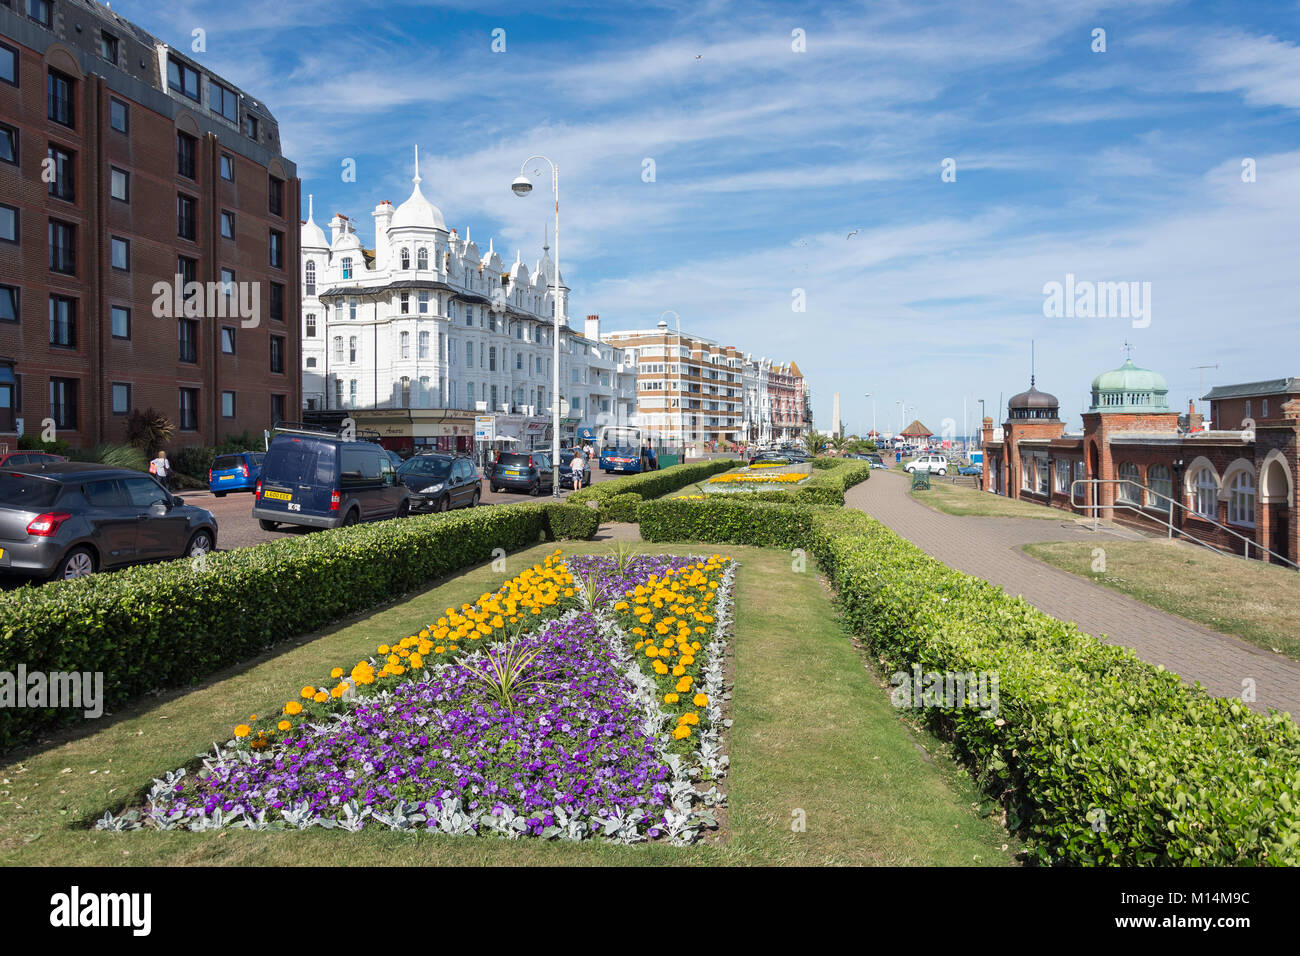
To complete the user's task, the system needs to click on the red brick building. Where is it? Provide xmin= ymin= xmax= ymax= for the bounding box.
xmin=982 ymin=360 xmax=1299 ymax=565
xmin=0 ymin=0 xmax=300 ymax=452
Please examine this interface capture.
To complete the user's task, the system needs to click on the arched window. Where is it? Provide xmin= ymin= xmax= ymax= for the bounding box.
xmin=417 ymin=248 xmax=428 ymax=270
xmin=1192 ymin=467 xmax=1218 ymax=518
xmin=400 ymin=248 xmax=411 ymax=270
xmin=305 ymin=261 xmax=316 ymax=295
xmin=341 ymin=257 xmax=353 ymax=280
xmin=1147 ymin=465 xmax=1172 ymax=511
xmin=1117 ymin=462 xmax=1140 ymax=503
xmin=1228 ymin=470 xmax=1256 ymax=526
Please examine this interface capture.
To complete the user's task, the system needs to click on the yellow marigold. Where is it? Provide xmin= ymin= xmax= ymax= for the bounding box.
xmin=644 ymin=645 xmax=659 ymax=658
xmin=664 ymin=693 xmax=679 ymax=704
xmin=313 ymin=691 xmax=328 ymax=703
xmin=233 ymin=724 xmax=251 ymax=738
xmin=278 ymin=720 xmax=291 ymax=731
xmin=330 ymin=667 xmax=345 ymax=679
xmin=331 ymin=683 xmax=347 ymax=698
xmin=284 ymin=701 xmax=303 ymax=715
xmin=672 ymin=665 xmax=685 ymax=677
xmin=300 ymin=685 xmax=316 ymax=699
xmin=675 ymin=676 xmax=693 ymax=692
xmin=672 ymin=725 xmax=691 ymax=740
xmin=693 ymin=693 xmax=709 ymax=707
xmin=683 ymin=712 xmax=700 ymax=725
xmin=378 ymin=644 xmax=390 ymax=655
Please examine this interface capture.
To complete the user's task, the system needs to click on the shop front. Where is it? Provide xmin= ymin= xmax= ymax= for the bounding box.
xmin=349 ymin=409 xmax=478 ymax=457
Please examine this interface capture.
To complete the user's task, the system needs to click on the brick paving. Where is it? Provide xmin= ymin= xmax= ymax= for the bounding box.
xmin=846 ymin=471 xmax=1300 ymax=717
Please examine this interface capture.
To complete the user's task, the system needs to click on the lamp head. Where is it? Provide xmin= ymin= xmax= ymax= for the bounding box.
xmin=511 ymin=175 xmax=533 ymax=197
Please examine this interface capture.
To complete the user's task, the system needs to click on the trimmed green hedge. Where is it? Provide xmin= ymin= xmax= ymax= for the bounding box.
xmin=568 ymin=458 xmax=736 ymax=506
xmin=642 ymin=497 xmax=1300 ymax=865
xmin=541 ymin=502 xmax=601 ymax=540
xmin=599 ymin=492 xmax=642 ymax=523
xmin=638 ymin=495 xmax=830 ymax=550
xmin=0 ymin=504 xmax=558 ymax=750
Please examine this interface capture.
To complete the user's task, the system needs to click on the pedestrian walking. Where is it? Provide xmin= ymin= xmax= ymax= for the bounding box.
xmin=570 ymin=448 xmax=586 ymax=491
xmin=149 ymin=450 xmax=172 ymax=491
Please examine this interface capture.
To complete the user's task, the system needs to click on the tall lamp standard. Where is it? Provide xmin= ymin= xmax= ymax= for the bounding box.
xmin=660 ymin=310 xmax=681 ymax=452
xmin=864 ymin=391 xmax=876 ymax=443
xmin=511 ymin=157 xmax=562 ymax=498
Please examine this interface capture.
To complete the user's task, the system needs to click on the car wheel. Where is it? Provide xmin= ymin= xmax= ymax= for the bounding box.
xmin=529 ymin=481 xmax=541 ymax=497
xmin=395 ymin=500 xmax=410 ymax=519
xmin=259 ymin=519 xmax=279 ymax=532
xmin=54 ymin=547 xmax=96 ymax=581
xmin=214 ymin=491 xmax=227 ymax=498
xmin=343 ymin=509 xmax=360 ymax=527
xmin=470 ymin=490 xmax=480 ymax=507
xmin=937 ymin=469 xmax=947 ymax=476
xmin=186 ymin=529 xmax=214 ymax=558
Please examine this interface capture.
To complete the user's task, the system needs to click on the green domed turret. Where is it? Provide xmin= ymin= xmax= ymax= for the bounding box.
xmin=1088 ymin=358 xmax=1169 ymax=412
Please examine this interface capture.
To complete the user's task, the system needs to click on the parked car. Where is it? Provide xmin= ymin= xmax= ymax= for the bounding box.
xmin=0 ymin=450 xmax=67 ymax=469
xmin=0 ymin=463 xmax=217 ymax=581
xmin=559 ymin=449 xmax=590 ymax=489
xmin=863 ymin=454 xmax=887 ymax=469
xmin=489 ymin=451 xmax=554 ymax=495
xmin=905 ymin=454 xmax=950 ymax=476
xmin=208 ymin=451 xmax=265 ymax=497
xmin=397 ymin=453 xmax=480 ymax=512
xmin=957 ymin=463 xmax=982 ymax=476
xmin=252 ymin=430 xmax=409 ymax=531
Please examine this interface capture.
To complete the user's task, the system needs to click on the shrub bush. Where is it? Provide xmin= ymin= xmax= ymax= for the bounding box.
xmin=642 ymin=497 xmax=1300 ymax=865
xmin=600 ymin=492 xmax=642 ymax=523
xmin=638 ymin=495 xmax=829 ymax=550
xmin=568 ymin=458 xmax=735 ymax=507
xmin=541 ymin=502 xmax=600 ymax=540
xmin=0 ymin=504 xmax=549 ymax=750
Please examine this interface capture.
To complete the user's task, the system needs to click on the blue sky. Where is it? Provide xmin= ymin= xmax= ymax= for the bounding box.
xmin=118 ymin=0 xmax=1300 ymax=436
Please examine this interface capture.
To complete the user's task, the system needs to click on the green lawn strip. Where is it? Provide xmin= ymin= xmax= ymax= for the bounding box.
xmin=904 ymin=474 xmax=1061 ymax=520
xmin=1024 ymin=540 xmax=1300 ymax=663
xmin=0 ymin=541 xmax=1011 ymax=865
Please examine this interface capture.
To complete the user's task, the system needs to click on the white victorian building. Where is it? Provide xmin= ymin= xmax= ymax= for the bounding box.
xmin=299 ymin=149 xmax=637 ymax=452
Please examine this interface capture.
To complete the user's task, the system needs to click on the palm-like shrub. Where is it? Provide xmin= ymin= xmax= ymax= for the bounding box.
xmin=460 ymin=643 xmax=557 ymax=712
xmin=802 ymin=430 xmax=828 ymax=457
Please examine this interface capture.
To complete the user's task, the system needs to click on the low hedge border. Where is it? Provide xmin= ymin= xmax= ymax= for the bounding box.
xmin=0 ymin=502 xmax=590 ymax=751
xmin=639 ymin=496 xmax=1300 ymax=865
xmin=568 ymin=458 xmax=736 ymax=508
xmin=638 ymin=495 xmax=832 ymax=550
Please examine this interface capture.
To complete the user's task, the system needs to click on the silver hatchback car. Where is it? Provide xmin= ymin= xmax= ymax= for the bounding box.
xmin=0 ymin=463 xmax=218 ymax=581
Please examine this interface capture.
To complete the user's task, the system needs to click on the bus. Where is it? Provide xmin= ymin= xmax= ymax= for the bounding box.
xmin=599 ymin=426 xmax=652 ymax=473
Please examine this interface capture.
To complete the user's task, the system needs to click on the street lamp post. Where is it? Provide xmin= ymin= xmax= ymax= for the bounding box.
xmin=864 ymin=391 xmax=876 ymax=443
xmin=512 ymin=157 xmax=562 ymax=498
xmin=660 ymin=310 xmax=680 ymax=453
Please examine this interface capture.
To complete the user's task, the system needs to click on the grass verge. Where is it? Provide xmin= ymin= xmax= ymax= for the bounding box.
xmin=0 ymin=541 xmax=1013 ymax=866
xmin=1024 ymin=539 xmax=1300 ymax=663
xmin=901 ymin=472 xmax=1061 ymax=520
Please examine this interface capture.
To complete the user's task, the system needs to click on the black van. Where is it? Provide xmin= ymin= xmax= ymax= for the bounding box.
xmin=252 ymin=432 xmax=409 ymax=531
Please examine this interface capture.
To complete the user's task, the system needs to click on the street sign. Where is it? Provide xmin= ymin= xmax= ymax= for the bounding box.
xmin=474 ymin=415 xmax=495 ymax=441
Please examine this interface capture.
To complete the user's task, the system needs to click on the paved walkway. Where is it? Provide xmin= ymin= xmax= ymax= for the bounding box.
xmin=847 ymin=471 xmax=1300 ymax=717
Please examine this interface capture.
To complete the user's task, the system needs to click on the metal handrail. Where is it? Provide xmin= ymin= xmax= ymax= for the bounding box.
xmin=1069 ymin=478 xmax=1297 ymax=569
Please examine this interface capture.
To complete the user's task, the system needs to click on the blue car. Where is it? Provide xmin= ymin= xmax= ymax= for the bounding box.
xmin=208 ymin=451 xmax=265 ymax=497
xmin=957 ymin=464 xmax=981 ymax=476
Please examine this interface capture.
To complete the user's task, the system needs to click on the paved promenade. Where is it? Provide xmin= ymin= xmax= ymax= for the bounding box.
xmin=846 ymin=471 xmax=1300 ymax=717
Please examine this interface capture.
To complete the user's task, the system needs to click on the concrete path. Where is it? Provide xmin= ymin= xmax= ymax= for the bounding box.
xmin=846 ymin=471 xmax=1300 ymax=717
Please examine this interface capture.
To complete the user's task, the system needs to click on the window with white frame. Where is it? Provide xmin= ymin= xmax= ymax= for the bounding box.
xmin=400 ymin=331 xmax=410 ymax=359
xmin=1192 ymin=467 xmax=1217 ymax=518
xmin=1054 ymin=458 xmax=1069 ymax=493
xmin=1072 ymin=460 xmax=1085 ymax=503
xmin=419 ymin=330 xmax=430 ymax=359
xmin=1117 ymin=462 xmax=1140 ymax=503
xmin=333 ymin=336 xmax=343 ymax=363
xmin=1037 ymin=456 xmax=1050 ymax=495
xmin=1228 ymin=469 xmax=1256 ymax=526
xmin=1147 ymin=464 xmax=1172 ymax=511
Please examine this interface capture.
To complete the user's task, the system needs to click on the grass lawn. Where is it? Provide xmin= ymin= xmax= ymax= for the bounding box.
xmin=898 ymin=471 xmax=1062 ymax=520
xmin=1024 ymin=539 xmax=1300 ymax=663
xmin=0 ymin=540 xmax=1014 ymax=866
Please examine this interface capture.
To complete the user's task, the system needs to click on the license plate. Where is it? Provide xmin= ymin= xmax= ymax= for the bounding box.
xmin=264 ymin=490 xmax=292 ymax=501
xmin=506 ymin=470 xmax=521 ymax=476
xmin=219 ymin=475 xmax=234 ymax=481
xmin=0 ymin=547 xmax=5 ymax=559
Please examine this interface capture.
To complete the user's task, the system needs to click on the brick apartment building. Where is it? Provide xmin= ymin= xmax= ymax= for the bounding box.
xmin=0 ymin=0 xmax=300 ymax=452
xmin=981 ymin=357 xmax=1300 ymax=566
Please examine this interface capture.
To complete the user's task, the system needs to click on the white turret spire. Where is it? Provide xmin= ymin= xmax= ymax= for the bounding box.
xmin=413 ymin=144 xmax=421 ymax=185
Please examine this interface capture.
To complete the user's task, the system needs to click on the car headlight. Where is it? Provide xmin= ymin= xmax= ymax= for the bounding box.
xmin=418 ymin=483 xmax=445 ymax=494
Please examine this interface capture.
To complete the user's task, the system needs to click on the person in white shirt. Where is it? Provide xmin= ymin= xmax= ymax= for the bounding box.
xmin=570 ymin=449 xmax=586 ymax=491
xmin=150 ymin=450 xmax=171 ymax=490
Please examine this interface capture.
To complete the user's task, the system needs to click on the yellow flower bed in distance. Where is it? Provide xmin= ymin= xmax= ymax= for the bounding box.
xmin=708 ymin=472 xmax=806 ymax=484
xmin=745 ymin=462 xmax=788 ymax=469
xmin=231 ymin=550 xmax=575 ymax=748
xmin=612 ymin=554 xmax=732 ymax=748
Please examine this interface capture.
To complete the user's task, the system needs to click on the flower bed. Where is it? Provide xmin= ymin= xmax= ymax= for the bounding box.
xmin=101 ymin=550 xmax=735 ymax=843
xmin=708 ymin=472 xmax=807 ymax=485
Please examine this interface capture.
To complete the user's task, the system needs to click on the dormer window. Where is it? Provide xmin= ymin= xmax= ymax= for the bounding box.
xmin=341 ymin=257 xmax=353 ymax=280
xmin=417 ymin=248 xmax=428 ymax=270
